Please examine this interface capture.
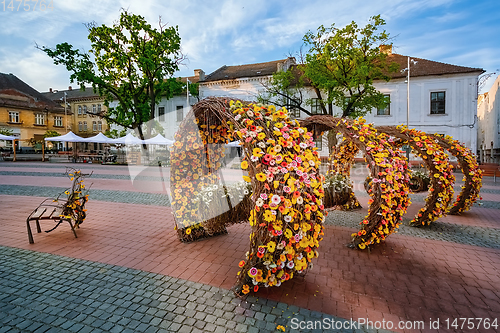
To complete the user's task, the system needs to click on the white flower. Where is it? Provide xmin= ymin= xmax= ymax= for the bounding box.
xmin=271 ymin=194 xmax=281 ymax=205
xmin=298 ymin=128 xmax=304 ymax=134
xmin=234 ymin=114 xmax=241 ymax=121
xmin=258 ymin=142 xmax=266 ymax=149
xmin=256 ymin=198 xmax=264 ymax=207
xmin=250 ymin=155 xmax=259 ymax=162
xmin=296 ymin=196 xmax=303 ymax=204
xmin=309 ymin=160 xmax=315 ymax=167
xmin=247 ymin=110 xmax=254 ymax=117
xmin=299 ymin=142 xmax=308 ymax=149
xmin=274 ymin=145 xmax=282 ymax=153
xmin=284 ymin=215 xmax=292 ymax=223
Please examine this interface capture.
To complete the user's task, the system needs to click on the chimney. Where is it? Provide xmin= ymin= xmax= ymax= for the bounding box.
xmin=49 ymin=88 xmax=53 ymax=93
xmin=194 ymin=69 xmax=205 ymax=81
xmin=68 ymin=86 xmax=72 ymax=91
xmin=379 ymin=45 xmax=392 ymax=55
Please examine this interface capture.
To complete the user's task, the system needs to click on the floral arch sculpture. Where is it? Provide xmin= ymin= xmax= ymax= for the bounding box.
xmin=170 ymin=97 xmax=326 ymax=294
xmin=326 ymin=139 xmax=362 ymax=210
xmin=376 ymin=126 xmax=456 ymax=226
xmin=427 ymin=134 xmax=482 ymax=215
xmin=301 ymin=116 xmax=410 ymax=249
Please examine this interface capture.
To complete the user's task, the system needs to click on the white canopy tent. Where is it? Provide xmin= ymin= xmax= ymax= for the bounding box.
xmin=0 ymin=134 xmax=17 ymax=161
xmin=44 ymin=131 xmax=86 ymax=143
xmin=143 ymin=134 xmax=174 ymax=146
xmin=108 ymin=133 xmax=144 ymax=145
xmin=83 ymin=132 xmax=113 ymax=143
xmin=0 ymin=134 xmax=16 ymax=141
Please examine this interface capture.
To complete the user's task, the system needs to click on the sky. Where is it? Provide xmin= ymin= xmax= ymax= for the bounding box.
xmin=0 ymin=0 xmax=499 ymax=94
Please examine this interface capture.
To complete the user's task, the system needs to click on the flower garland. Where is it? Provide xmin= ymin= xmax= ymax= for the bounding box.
xmin=301 ymin=116 xmax=411 ymax=250
xmin=170 ymin=100 xmax=236 ymax=242
xmin=231 ymin=100 xmax=325 ymax=293
xmin=53 ymin=168 xmax=91 ymax=228
xmin=327 ymin=139 xmax=362 ymax=210
xmin=430 ymin=134 xmax=482 ymax=214
xmin=378 ymin=125 xmax=456 ymax=226
xmin=170 ymin=97 xmax=325 ymax=292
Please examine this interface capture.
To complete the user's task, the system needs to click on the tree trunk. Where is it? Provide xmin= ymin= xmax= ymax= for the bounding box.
xmin=327 ymin=130 xmax=338 ymax=155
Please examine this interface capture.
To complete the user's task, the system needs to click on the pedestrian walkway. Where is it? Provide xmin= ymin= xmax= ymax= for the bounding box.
xmin=1 ymin=162 xmax=499 ymax=332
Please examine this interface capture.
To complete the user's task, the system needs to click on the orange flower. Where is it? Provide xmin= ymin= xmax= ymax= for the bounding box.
xmin=242 ymin=285 xmax=250 ymax=294
xmin=238 ymin=260 xmax=245 ymax=268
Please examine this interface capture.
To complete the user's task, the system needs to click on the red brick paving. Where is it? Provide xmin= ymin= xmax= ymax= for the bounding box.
xmin=1 ymin=163 xmax=500 ymax=332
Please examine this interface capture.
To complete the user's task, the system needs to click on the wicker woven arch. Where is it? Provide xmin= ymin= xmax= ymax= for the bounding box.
xmin=170 ymin=97 xmax=326 ymax=294
xmin=301 ymin=116 xmax=410 ymax=249
xmin=427 ymin=134 xmax=482 ymax=215
xmin=376 ymin=126 xmax=456 ymax=226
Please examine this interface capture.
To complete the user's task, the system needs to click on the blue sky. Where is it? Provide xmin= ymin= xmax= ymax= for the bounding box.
xmin=0 ymin=0 xmax=498 ymax=93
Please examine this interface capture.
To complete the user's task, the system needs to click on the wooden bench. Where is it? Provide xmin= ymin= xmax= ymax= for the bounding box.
xmin=26 ymin=168 xmax=91 ymax=243
xmin=479 ymin=163 xmax=500 ymax=182
xmin=26 ymin=199 xmax=77 ymax=244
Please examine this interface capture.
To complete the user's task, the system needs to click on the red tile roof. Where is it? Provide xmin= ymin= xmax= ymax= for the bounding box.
xmin=203 ymin=59 xmax=294 ymax=82
xmin=0 ymin=73 xmax=64 ymax=112
xmin=201 ymin=54 xmax=484 ymax=83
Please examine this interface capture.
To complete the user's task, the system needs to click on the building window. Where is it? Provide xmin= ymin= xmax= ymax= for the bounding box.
xmin=97 ymin=104 xmax=102 ymax=113
xmin=8 ymin=111 xmax=19 ymax=123
xmin=54 ymin=116 xmax=63 ymax=127
xmin=92 ymin=121 xmax=97 ymax=131
xmin=78 ymin=121 xmax=83 ymax=132
xmin=83 ymin=121 xmax=87 ymax=131
xmin=35 ymin=114 xmax=45 ymax=125
xmin=98 ymin=121 xmax=102 ymax=131
xmin=430 ymin=91 xmax=446 ymax=114
xmin=176 ymin=106 xmax=184 ymax=122
xmin=314 ymin=137 xmax=322 ymax=150
xmin=158 ymin=106 xmax=165 ymax=122
xmin=377 ymin=94 xmax=391 ymax=115
xmin=78 ymin=105 xmax=82 ymax=115
xmin=311 ymin=99 xmax=323 ymax=115
xmin=83 ymin=105 xmax=87 ymax=114
xmin=92 ymin=104 xmax=96 ymax=114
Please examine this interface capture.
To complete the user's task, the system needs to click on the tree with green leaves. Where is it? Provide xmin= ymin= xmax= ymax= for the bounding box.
xmin=38 ymin=10 xmax=185 ymax=141
xmin=0 ymin=128 xmax=14 ymax=137
xmin=260 ymin=15 xmax=398 ymax=119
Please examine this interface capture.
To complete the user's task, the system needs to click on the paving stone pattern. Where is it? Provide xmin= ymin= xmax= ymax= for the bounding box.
xmin=325 ymin=210 xmax=500 ymax=249
xmin=0 ymin=246 xmax=382 ymax=333
xmin=0 ymin=185 xmax=171 ymax=207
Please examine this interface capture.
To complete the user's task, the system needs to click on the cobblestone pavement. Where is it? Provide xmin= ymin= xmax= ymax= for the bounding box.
xmin=0 ymin=185 xmax=171 ymax=207
xmin=0 ymin=246 xmax=380 ymax=333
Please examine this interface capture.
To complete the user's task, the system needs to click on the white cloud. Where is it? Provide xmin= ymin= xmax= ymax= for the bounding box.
xmin=0 ymin=0 xmax=498 ymax=92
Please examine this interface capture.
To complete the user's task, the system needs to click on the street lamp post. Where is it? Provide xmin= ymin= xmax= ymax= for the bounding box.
xmin=406 ymin=56 xmax=411 ymax=162
xmin=186 ymin=78 xmax=190 ymax=111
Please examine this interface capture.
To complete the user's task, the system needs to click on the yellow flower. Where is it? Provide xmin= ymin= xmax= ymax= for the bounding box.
xmin=241 ymin=161 xmax=249 ymax=169
xmin=242 ymin=176 xmax=252 ymax=182
xmin=256 ymin=173 xmax=267 ymax=182
xmin=267 ymin=241 xmax=276 ymax=253
xmin=185 ymin=228 xmax=192 ymax=235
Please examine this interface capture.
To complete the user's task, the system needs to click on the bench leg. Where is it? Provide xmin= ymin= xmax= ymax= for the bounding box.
xmin=66 ymin=219 xmax=78 ymax=239
xmin=36 ymin=220 xmax=41 ymax=233
xmin=26 ymin=219 xmax=34 ymax=244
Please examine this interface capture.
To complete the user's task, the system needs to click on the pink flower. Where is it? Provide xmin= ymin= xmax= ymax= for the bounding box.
xmin=260 ymin=193 xmax=268 ymax=200
xmin=283 ymin=186 xmax=291 ymax=193
xmin=249 ymin=267 xmax=258 ymax=276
